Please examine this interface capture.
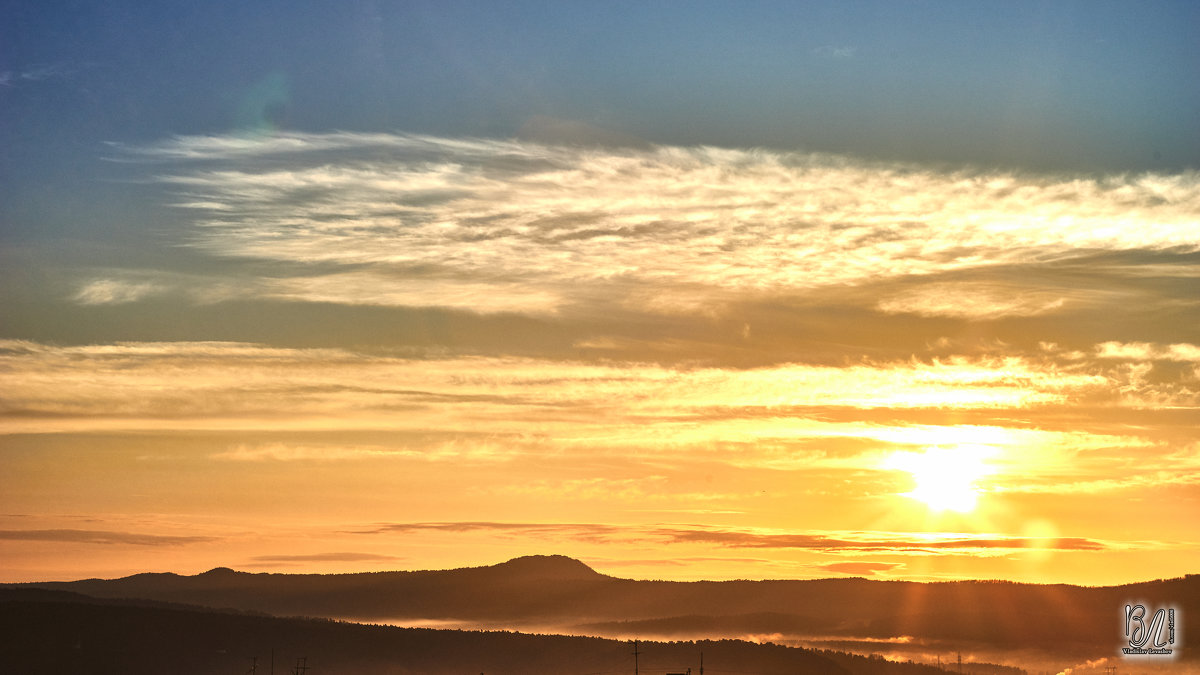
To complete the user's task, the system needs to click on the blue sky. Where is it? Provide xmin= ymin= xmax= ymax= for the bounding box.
xmin=1 ymin=1 xmax=1199 ymax=585
xmin=5 ymin=1 xmax=1199 ymax=169
xmin=5 ymin=0 xmax=1198 ymax=248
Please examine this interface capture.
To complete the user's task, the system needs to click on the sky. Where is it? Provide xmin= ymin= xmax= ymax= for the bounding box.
xmin=1 ymin=0 xmax=1198 ymax=585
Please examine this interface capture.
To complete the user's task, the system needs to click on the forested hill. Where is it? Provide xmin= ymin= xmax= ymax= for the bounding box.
xmin=0 ymin=588 xmax=1008 ymax=675
xmin=11 ymin=554 xmax=1196 ymax=659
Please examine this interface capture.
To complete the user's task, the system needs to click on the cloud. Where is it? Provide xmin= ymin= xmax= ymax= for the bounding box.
xmin=489 ymin=476 xmax=668 ymax=501
xmin=485 ymin=476 xmax=754 ymax=504
xmin=349 ymin=521 xmax=1110 ymax=554
xmin=0 ymin=528 xmax=216 ymax=546
xmin=650 ymin=528 xmax=1109 ymax=553
xmin=1168 ymin=344 xmax=1200 ymax=361
xmin=213 ymin=443 xmax=405 ymax=462
xmin=4 ymin=339 xmax=1188 ymax=510
xmin=0 ymin=63 xmax=77 ymax=88
xmin=212 ymin=441 xmax=508 ymax=463
xmin=876 ymin=282 xmax=1068 ymax=319
xmin=590 ymin=558 xmax=688 ymax=568
xmin=5 ymin=339 xmax=1187 ymax=496
xmin=992 ymin=464 xmax=1200 ymax=495
xmin=1095 ymin=341 xmax=1200 ymax=362
xmin=812 ymin=45 xmax=857 ymax=59
xmin=245 ymin=552 xmax=403 ymax=564
xmin=70 ymin=270 xmax=260 ymax=306
xmin=0 ymin=340 xmax=1128 ymax=433
xmin=350 ymin=521 xmax=628 ymax=543
xmin=262 ymin=271 xmax=561 ymax=313
xmin=121 ymin=131 xmax=532 ymax=161
xmin=108 ymin=132 xmax=1199 ymax=320
xmin=73 ymin=278 xmax=166 ymax=305
xmin=71 ymin=268 xmax=559 ymax=313
xmin=814 ymin=561 xmax=904 ymax=576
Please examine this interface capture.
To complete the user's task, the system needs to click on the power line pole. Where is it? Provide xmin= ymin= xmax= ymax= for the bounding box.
xmin=247 ymin=656 xmax=258 ymax=674
xmin=699 ymin=650 xmax=703 ymax=675
xmin=632 ymin=640 xmax=641 ymax=675
xmin=292 ymin=656 xmax=308 ymax=675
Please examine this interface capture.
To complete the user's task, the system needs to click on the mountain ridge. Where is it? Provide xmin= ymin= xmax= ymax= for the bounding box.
xmin=0 ymin=591 xmax=864 ymax=675
xmin=6 ymin=554 xmax=1196 ymax=672
xmin=61 ymin=554 xmax=1195 ymax=587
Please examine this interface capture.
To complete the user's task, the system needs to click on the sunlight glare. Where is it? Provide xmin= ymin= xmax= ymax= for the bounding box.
xmin=885 ymin=445 xmax=996 ymax=513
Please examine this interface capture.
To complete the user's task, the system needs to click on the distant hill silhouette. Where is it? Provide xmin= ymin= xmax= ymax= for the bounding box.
xmin=7 ymin=555 xmax=1197 ymax=672
xmin=488 ymin=553 xmax=602 ymax=579
xmin=0 ymin=588 xmax=988 ymax=675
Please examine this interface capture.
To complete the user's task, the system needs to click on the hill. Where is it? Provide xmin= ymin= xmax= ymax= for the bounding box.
xmin=8 ymin=555 xmax=1197 ymax=672
xmin=0 ymin=588 xmax=982 ymax=675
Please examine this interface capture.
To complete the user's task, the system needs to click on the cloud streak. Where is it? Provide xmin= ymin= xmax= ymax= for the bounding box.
xmin=3 ymin=339 xmax=1187 ymax=498
xmin=876 ymin=282 xmax=1069 ymax=319
xmin=811 ymin=45 xmax=857 ymax=59
xmin=0 ymin=529 xmax=216 ymax=546
xmin=245 ymin=552 xmax=403 ymax=564
xmin=211 ymin=441 xmax=508 ymax=463
xmin=0 ymin=340 xmax=1153 ymax=432
xmin=73 ymin=279 xmax=167 ymax=305
xmin=352 ymin=521 xmax=1112 ymax=554
xmin=814 ymin=562 xmax=903 ymax=576
xmin=103 ymin=132 xmax=1200 ymax=317
xmin=0 ymin=63 xmax=79 ymax=88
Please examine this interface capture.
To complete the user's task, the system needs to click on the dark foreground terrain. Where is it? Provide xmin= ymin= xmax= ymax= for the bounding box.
xmin=5 ymin=555 xmax=1196 ymax=673
xmin=0 ymin=589 xmax=1023 ymax=675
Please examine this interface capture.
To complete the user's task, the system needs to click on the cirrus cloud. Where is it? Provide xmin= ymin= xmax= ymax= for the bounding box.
xmin=101 ymin=132 xmax=1200 ymax=319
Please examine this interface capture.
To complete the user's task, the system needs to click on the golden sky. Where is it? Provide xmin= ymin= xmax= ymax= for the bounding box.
xmin=2 ymin=132 xmax=1197 ymax=584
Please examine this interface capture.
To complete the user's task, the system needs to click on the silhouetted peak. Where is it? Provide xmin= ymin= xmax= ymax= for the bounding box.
xmin=198 ymin=567 xmax=239 ymax=577
xmin=492 ymin=555 xmax=599 ymax=579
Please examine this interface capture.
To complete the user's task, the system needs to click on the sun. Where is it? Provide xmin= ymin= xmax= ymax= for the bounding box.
xmin=885 ymin=445 xmax=995 ymax=513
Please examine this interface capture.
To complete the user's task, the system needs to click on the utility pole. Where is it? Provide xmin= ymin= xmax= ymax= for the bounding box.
xmin=292 ymin=656 xmax=308 ymax=675
xmin=247 ymin=656 xmax=258 ymax=674
xmin=699 ymin=650 xmax=703 ymax=675
xmin=632 ymin=640 xmax=641 ymax=675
